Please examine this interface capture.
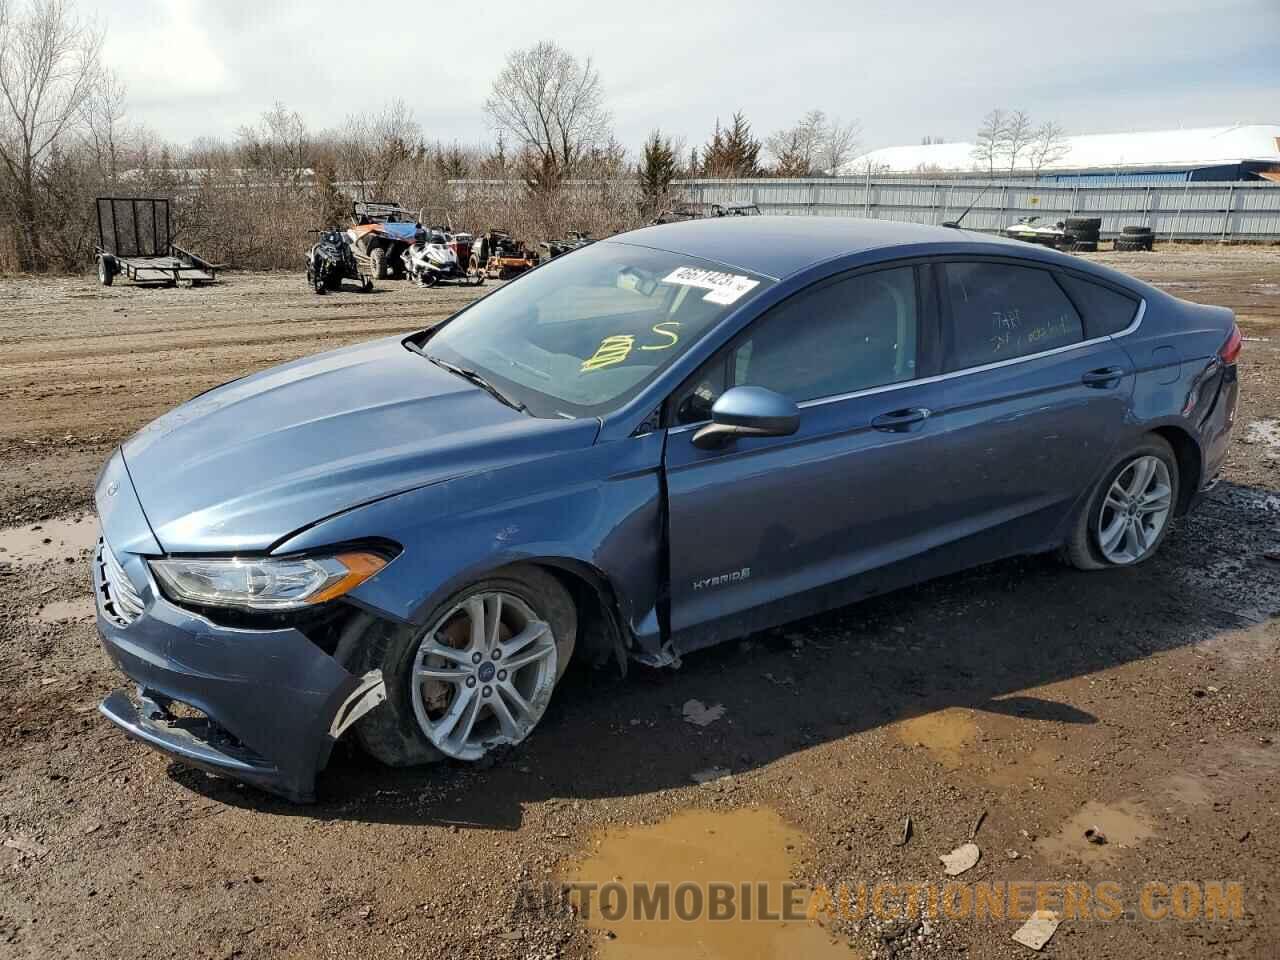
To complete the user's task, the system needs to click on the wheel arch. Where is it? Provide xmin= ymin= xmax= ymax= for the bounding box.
xmin=1147 ymin=424 xmax=1202 ymax=515
xmin=526 ymin=557 xmax=633 ymax=674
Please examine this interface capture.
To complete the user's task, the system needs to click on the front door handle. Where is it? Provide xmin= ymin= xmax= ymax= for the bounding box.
xmin=871 ymin=407 xmax=931 ymax=432
xmin=1081 ymin=366 xmax=1126 ymax=388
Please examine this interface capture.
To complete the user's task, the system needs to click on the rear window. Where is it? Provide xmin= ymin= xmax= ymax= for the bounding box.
xmin=1056 ymin=273 xmax=1139 ymax=338
xmin=943 ymin=262 xmax=1083 ymax=371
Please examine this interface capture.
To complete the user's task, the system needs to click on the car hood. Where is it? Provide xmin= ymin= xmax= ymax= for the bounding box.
xmin=123 ymin=336 xmax=598 ymax=553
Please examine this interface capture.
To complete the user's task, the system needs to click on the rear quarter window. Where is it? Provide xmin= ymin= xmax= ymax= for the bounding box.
xmin=1055 ymin=273 xmax=1140 ymax=338
xmin=943 ymin=261 xmax=1083 ymax=371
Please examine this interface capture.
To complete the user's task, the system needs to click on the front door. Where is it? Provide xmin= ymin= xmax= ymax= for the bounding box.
xmin=662 ymin=263 xmax=957 ymax=653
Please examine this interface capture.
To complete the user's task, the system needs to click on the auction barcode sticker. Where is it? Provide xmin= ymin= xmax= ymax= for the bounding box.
xmin=662 ymin=267 xmax=760 ymax=305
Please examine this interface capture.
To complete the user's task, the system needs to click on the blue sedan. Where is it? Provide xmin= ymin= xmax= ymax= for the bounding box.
xmin=93 ymin=217 xmax=1241 ymax=801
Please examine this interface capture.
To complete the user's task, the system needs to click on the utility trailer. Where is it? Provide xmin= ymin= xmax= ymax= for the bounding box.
xmin=94 ymin=197 xmax=222 ymax=286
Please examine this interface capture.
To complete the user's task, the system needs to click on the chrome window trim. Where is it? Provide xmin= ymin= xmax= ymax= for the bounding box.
xmin=667 ymin=298 xmax=1145 ymax=434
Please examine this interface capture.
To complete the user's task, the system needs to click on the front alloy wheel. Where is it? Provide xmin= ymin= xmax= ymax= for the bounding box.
xmin=411 ymin=592 xmax=557 ymax=760
xmin=1096 ymin=455 xmax=1173 ymax=564
xmin=349 ymin=565 xmax=576 ymax=768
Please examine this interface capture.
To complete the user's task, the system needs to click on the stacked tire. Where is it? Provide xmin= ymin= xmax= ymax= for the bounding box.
xmin=1114 ymin=226 xmax=1155 ymax=252
xmin=1063 ymin=217 xmax=1101 ymax=254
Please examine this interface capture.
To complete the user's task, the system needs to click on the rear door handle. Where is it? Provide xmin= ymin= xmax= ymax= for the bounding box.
xmin=871 ymin=407 xmax=931 ymax=432
xmin=1081 ymin=366 xmax=1126 ymax=388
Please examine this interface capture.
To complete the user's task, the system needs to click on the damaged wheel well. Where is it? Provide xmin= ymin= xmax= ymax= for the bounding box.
xmin=533 ymin=560 xmax=632 ymax=675
xmin=1149 ymin=425 xmax=1201 ymax=515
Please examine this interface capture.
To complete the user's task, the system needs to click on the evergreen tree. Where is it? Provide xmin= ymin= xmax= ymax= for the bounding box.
xmin=638 ymin=130 xmax=677 ymax=220
xmin=701 ymin=112 xmax=761 ymax=178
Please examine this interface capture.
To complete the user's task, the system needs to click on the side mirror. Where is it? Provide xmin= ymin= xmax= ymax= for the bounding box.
xmin=691 ymin=386 xmax=800 ymax=450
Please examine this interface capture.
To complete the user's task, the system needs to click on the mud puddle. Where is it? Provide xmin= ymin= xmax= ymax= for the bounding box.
xmin=895 ymin=708 xmax=979 ymax=769
xmin=0 ymin=514 xmax=97 ymax=567
xmin=565 ymin=807 xmax=852 ymax=959
xmin=1037 ymin=800 xmax=1155 ymax=864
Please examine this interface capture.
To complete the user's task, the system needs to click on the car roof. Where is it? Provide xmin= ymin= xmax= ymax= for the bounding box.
xmin=609 ymin=215 xmax=1050 ymax=281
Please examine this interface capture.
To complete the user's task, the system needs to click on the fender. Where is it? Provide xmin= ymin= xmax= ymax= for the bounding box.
xmin=272 ymin=431 xmax=668 ymax=657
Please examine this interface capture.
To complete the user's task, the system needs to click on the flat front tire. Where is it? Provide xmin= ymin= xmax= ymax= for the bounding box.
xmin=351 ymin=565 xmax=576 ymax=767
xmin=1064 ymin=435 xmax=1180 ymax=570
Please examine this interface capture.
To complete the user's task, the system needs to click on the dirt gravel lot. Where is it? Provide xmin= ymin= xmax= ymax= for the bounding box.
xmin=2 ymin=247 xmax=1279 ymax=960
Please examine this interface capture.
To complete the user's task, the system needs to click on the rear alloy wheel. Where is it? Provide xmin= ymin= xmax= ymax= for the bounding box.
xmin=1064 ymin=437 xmax=1179 ymax=570
xmin=1096 ymin=455 xmax=1174 ymax=563
xmin=351 ymin=566 xmax=576 ymax=766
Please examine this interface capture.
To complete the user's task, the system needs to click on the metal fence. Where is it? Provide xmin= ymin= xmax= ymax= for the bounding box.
xmin=676 ymin=177 xmax=1280 ymax=241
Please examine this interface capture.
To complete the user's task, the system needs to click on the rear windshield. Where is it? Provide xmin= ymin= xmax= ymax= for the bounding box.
xmin=422 ymin=242 xmax=774 ymax=418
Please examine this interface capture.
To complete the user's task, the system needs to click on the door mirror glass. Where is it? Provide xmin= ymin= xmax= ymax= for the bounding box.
xmin=691 ymin=386 xmax=800 ymax=449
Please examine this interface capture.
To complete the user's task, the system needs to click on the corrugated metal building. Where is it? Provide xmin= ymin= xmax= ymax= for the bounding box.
xmin=839 ymin=123 xmax=1280 ymax=184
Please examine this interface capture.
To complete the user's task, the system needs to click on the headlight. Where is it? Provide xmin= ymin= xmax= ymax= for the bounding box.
xmin=149 ymin=551 xmax=387 ymax=611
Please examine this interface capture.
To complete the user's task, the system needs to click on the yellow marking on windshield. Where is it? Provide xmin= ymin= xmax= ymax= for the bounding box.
xmin=639 ymin=321 xmax=681 ymax=350
xmin=581 ymin=335 xmax=636 ymax=372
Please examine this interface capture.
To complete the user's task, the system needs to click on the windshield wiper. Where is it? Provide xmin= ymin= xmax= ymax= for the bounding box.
xmin=420 ymin=351 xmax=526 ymax=413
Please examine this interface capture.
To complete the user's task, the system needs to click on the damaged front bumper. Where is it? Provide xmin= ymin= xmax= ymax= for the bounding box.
xmin=94 ymin=552 xmax=385 ymax=803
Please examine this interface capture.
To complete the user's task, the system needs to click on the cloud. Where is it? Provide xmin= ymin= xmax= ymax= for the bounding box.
xmin=90 ymin=0 xmax=1280 ymax=153
xmin=103 ymin=1 xmax=230 ymax=102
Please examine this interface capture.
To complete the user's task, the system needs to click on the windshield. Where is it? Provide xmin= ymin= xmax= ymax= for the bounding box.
xmin=420 ymin=241 xmax=773 ymax=418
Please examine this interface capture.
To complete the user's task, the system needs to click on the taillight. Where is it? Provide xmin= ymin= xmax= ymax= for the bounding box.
xmin=1219 ymin=323 xmax=1242 ymax=365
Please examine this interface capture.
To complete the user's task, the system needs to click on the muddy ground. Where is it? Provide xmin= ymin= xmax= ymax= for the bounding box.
xmin=1 ymin=246 xmax=1278 ymax=960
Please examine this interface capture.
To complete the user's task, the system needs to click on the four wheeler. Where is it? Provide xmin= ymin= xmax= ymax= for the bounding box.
xmin=306 ymin=228 xmax=373 ymax=295
xmin=402 ymin=227 xmax=481 ymax=287
xmin=347 ymin=201 xmax=423 ymax=280
xmin=470 ymin=230 xmax=539 ymax=280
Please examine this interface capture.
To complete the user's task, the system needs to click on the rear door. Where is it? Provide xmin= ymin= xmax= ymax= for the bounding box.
xmin=935 ymin=258 xmax=1139 ymax=555
xmin=662 ymin=262 xmax=958 ymax=652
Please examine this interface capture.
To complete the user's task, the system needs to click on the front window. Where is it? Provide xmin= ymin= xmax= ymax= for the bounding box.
xmin=420 ymin=242 xmax=774 ymax=418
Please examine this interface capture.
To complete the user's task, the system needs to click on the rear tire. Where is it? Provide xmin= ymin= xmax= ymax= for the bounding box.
xmin=98 ymin=257 xmax=115 ymax=287
xmin=351 ymin=565 xmax=577 ymax=767
xmin=1063 ymin=435 xmax=1179 ymax=570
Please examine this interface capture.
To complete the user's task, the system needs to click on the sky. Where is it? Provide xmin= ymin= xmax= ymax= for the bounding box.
xmin=91 ymin=0 xmax=1280 ymax=158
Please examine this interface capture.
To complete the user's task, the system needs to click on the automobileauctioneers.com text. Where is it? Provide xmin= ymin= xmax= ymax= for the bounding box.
xmin=518 ymin=879 xmax=1245 ymax=923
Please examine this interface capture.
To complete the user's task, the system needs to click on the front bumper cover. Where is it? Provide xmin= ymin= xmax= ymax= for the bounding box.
xmin=94 ymin=554 xmax=383 ymax=803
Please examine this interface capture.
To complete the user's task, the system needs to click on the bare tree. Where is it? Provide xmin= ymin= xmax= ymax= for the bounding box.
xmin=335 ymin=99 xmax=419 ymax=200
xmin=0 ymin=0 xmax=103 ymax=270
xmin=973 ymin=109 xmax=1060 ymax=178
xmin=484 ymin=40 xmax=611 ymax=191
xmin=1027 ymin=120 xmax=1070 ymax=179
xmin=817 ymin=116 xmax=860 ymax=174
xmin=237 ymin=102 xmax=309 ymax=196
xmin=1003 ymin=109 xmax=1035 ymax=175
xmin=81 ymin=65 xmax=125 ymax=187
xmin=766 ymin=108 xmax=826 ymax=175
xmin=972 ymin=109 xmax=1007 ymax=175
xmin=766 ymin=110 xmax=859 ymax=176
